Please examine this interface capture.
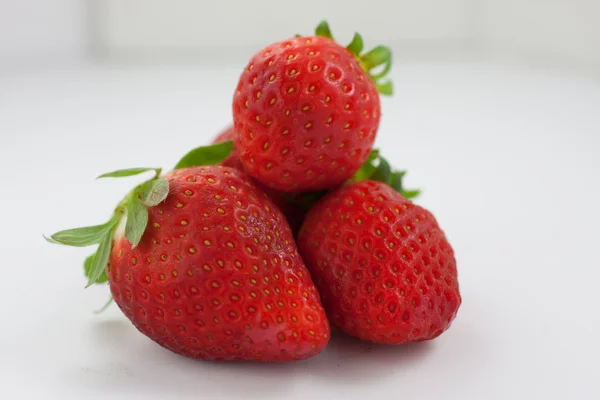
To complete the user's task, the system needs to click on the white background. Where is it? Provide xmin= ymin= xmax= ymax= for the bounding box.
xmin=1 ymin=1 xmax=600 ymax=399
xmin=1 ymin=0 xmax=600 ymax=71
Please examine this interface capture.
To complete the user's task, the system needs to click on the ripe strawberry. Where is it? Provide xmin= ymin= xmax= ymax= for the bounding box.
xmin=47 ymin=162 xmax=330 ymax=361
xmin=212 ymin=125 xmax=310 ymax=235
xmin=232 ymin=21 xmax=393 ymax=193
xmin=297 ymin=170 xmax=460 ymax=344
xmin=213 ymin=125 xmax=245 ymax=171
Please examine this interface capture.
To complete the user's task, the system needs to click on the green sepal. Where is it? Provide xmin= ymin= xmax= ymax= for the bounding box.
xmin=97 ymin=168 xmax=161 ymax=179
xmin=351 ymin=149 xmax=421 ymax=199
xmin=84 ymin=253 xmax=108 ymax=284
xmin=305 ymin=21 xmax=393 ymax=96
xmin=125 ymin=196 xmax=148 ymax=249
xmin=315 ymin=20 xmax=333 ymax=40
xmin=376 ymin=81 xmax=393 ymax=96
xmin=86 ymin=229 xmax=114 ymax=288
xmin=45 ymin=216 xmax=118 ymax=247
xmin=346 ymin=33 xmax=364 ymax=56
xmin=371 ymin=157 xmax=391 ymax=183
xmin=361 ymin=46 xmax=393 ymax=96
xmin=139 ymin=177 xmax=169 ymax=207
xmin=401 ymin=189 xmax=421 ymax=199
xmin=361 ymin=46 xmax=391 ymax=72
xmin=48 ymin=162 xmax=173 ymax=292
xmin=390 ymin=171 xmax=421 ymax=199
xmin=351 ymin=150 xmax=379 ymax=182
xmin=94 ymin=296 xmax=114 ymax=314
xmin=389 ymin=171 xmax=406 ymax=190
xmin=174 ymin=141 xmax=233 ymax=170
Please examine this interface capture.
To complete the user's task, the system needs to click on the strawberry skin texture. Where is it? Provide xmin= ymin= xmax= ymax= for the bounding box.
xmin=232 ymin=35 xmax=380 ymax=193
xmin=213 ymin=125 xmax=245 ymax=171
xmin=107 ymin=166 xmax=330 ymax=361
xmin=297 ymin=181 xmax=461 ymax=344
xmin=212 ymin=126 xmax=307 ymax=235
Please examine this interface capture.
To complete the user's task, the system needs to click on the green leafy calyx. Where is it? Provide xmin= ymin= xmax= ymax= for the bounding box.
xmin=86 ymin=229 xmax=115 ymax=288
xmin=125 ymin=196 xmax=148 ymax=249
xmin=84 ymin=254 xmax=108 ymax=285
xmin=313 ymin=20 xmax=393 ymax=96
xmin=278 ymin=150 xmax=420 ymax=213
xmin=94 ymin=296 xmax=114 ymax=314
xmin=46 ymin=167 xmax=168 ymax=287
xmin=174 ymin=141 xmax=233 ymax=170
xmin=315 ymin=21 xmax=333 ymax=40
xmin=44 ymin=217 xmax=118 ymax=247
xmin=47 ymin=140 xmax=235 ymax=291
xmin=351 ymin=149 xmax=421 ymax=199
xmin=97 ymin=168 xmax=162 ymax=180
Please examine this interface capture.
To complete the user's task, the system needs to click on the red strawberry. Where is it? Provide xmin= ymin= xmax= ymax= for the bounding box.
xmin=232 ymin=21 xmax=392 ymax=193
xmin=297 ymin=179 xmax=461 ymax=344
xmin=47 ymin=164 xmax=330 ymax=361
xmin=212 ymin=125 xmax=309 ymax=235
xmin=213 ymin=125 xmax=245 ymax=171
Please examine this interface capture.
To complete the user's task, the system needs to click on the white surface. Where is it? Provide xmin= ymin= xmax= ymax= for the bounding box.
xmin=1 ymin=61 xmax=599 ymax=399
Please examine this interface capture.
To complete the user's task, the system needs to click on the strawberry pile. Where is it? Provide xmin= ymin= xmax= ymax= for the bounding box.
xmin=47 ymin=22 xmax=461 ymax=362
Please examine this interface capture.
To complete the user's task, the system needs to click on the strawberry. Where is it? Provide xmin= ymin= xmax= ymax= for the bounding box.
xmin=47 ymin=151 xmax=330 ymax=361
xmin=212 ymin=125 xmax=245 ymax=171
xmin=297 ymin=155 xmax=460 ymax=344
xmin=212 ymin=125 xmax=310 ymax=235
xmin=232 ymin=21 xmax=393 ymax=193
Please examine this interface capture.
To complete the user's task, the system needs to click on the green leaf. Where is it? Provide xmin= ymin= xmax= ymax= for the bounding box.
xmin=389 ymin=171 xmax=406 ymax=192
xmin=376 ymin=81 xmax=393 ymax=96
xmin=401 ymin=189 xmax=421 ymax=199
xmin=97 ymin=168 xmax=161 ymax=179
xmin=361 ymin=46 xmax=392 ymax=70
xmin=389 ymin=170 xmax=421 ymax=199
xmin=349 ymin=151 xmax=421 ymax=199
xmin=351 ymin=149 xmax=380 ymax=182
xmin=352 ymin=162 xmax=376 ymax=182
xmin=94 ymin=296 xmax=114 ymax=314
xmin=367 ymin=149 xmax=380 ymax=161
xmin=309 ymin=21 xmax=393 ymax=97
xmin=44 ymin=235 xmax=61 ymax=245
xmin=46 ymin=217 xmax=118 ymax=247
xmin=125 ymin=196 xmax=148 ymax=249
xmin=371 ymin=60 xmax=392 ymax=81
xmin=84 ymin=253 xmax=108 ymax=284
xmin=346 ymin=33 xmax=364 ymax=56
xmin=315 ymin=20 xmax=333 ymax=40
xmin=86 ymin=230 xmax=113 ymax=288
xmin=359 ymin=45 xmax=393 ymax=96
xmin=140 ymin=178 xmax=169 ymax=207
xmin=371 ymin=157 xmax=391 ymax=184
xmin=174 ymin=141 xmax=233 ymax=170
